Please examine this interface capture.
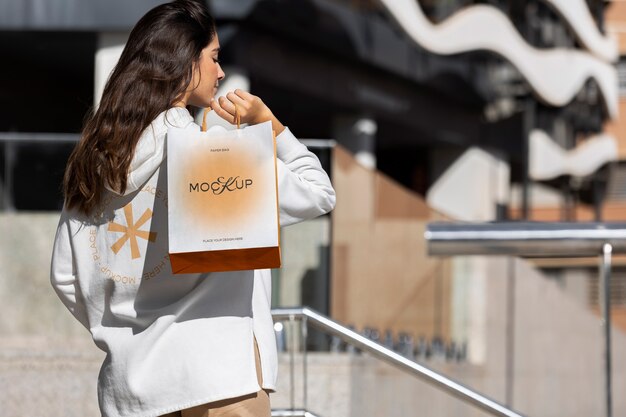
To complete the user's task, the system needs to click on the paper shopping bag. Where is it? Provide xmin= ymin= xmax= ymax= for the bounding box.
xmin=167 ymin=120 xmax=281 ymax=274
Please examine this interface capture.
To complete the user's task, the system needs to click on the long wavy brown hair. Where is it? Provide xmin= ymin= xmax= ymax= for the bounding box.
xmin=64 ymin=0 xmax=215 ymax=214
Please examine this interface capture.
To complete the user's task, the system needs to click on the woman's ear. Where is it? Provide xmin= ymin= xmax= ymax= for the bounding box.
xmin=189 ymin=59 xmax=202 ymax=91
xmin=172 ymin=65 xmax=199 ymax=107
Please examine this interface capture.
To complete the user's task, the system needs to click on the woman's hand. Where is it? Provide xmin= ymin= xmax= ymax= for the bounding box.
xmin=210 ymin=89 xmax=285 ymax=134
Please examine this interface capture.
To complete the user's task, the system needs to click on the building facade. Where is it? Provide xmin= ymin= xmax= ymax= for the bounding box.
xmin=1 ymin=1 xmax=625 ymax=416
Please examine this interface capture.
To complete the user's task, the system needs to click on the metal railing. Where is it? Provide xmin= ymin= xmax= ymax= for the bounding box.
xmin=425 ymin=221 xmax=626 ymax=257
xmin=426 ymin=221 xmax=626 ymax=417
xmin=271 ymin=307 xmax=525 ymax=417
xmin=272 ymin=410 xmax=322 ymax=417
xmin=0 ymin=132 xmax=80 ymax=143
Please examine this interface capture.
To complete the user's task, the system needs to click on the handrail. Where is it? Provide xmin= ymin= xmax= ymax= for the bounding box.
xmin=0 ymin=132 xmax=80 ymax=143
xmin=271 ymin=307 xmax=525 ymax=417
xmin=299 ymin=139 xmax=336 ymax=149
xmin=272 ymin=409 xmax=322 ymax=417
xmin=425 ymin=221 xmax=626 ymax=257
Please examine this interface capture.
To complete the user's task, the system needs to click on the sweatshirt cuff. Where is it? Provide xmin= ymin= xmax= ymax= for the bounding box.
xmin=275 ymin=127 xmax=304 ymax=160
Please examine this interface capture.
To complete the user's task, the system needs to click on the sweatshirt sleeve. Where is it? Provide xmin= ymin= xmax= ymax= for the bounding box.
xmin=275 ymin=127 xmax=336 ymax=226
xmin=50 ymin=213 xmax=90 ymax=330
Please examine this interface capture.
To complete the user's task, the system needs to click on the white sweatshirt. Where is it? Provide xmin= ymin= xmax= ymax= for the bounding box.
xmin=50 ymin=107 xmax=335 ymax=417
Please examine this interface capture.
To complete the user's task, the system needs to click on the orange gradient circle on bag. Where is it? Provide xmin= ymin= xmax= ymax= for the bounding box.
xmin=177 ymin=140 xmax=271 ymax=233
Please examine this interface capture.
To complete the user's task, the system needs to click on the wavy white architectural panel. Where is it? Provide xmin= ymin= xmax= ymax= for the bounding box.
xmin=426 ymin=148 xmax=510 ymax=221
xmin=544 ymin=0 xmax=617 ymax=62
xmin=530 ymin=129 xmax=618 ymax=180
xmin=377 ymin=0 xmax=618 ymax=118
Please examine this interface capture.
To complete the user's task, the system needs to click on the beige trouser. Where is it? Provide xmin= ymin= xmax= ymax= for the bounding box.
xmin=160 ymin=339 xmax=270 ymax=417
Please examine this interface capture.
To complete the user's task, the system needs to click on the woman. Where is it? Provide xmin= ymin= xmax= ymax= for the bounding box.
xmin=50 ymin=1 xmax=335 ymax=416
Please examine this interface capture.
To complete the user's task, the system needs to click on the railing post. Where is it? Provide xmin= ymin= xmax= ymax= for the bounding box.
xmin=302 ymin=315 xmax=308 ymax=412
xmin=289 ymin=314 xmax=296 ymax=412
xmin=600 ymin=243 xmax=613 ymax=417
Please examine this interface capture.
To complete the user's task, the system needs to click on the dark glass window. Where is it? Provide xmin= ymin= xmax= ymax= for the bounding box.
xmin=0 ymin=31 xmax=94 ymax=210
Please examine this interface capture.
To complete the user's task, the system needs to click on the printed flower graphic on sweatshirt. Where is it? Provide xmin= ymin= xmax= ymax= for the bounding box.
xmin=107 ymin=203 xmax=157 ymax=259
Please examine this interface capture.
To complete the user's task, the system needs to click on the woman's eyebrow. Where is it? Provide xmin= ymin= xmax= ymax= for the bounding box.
xmin=213 ymin=47 xmax=221 ymax=53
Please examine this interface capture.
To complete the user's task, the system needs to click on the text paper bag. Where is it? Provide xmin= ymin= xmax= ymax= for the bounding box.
xmin=167 ymin=120 xmax=281 ymax=274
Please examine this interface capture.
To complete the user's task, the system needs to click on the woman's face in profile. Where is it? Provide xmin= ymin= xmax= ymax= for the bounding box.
xmin=187 ymin=35 xmax=225 ymax=108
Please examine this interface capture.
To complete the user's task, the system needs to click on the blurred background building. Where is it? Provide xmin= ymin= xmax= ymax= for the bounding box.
xmin=2 ymin=0 xmax=626 ymax=416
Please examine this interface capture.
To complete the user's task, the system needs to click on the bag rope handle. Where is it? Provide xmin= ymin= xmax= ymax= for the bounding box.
xmin=201 ymin=107 xmax=210 ymax=132
xmin=201 ymin=104 xmax=241 ymax=132
xmin=234 ymin=104 xmax=241 ymax=129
